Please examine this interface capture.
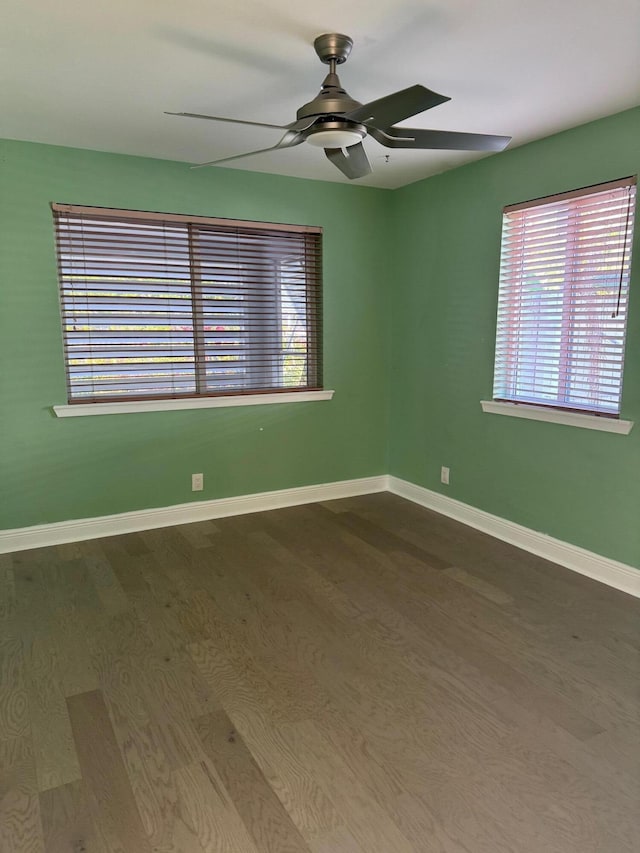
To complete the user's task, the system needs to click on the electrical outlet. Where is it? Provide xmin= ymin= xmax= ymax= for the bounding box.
xmin=440 ymin=466 xmax=450 ymax=485
xmin=192 ymin=472 xmax=204 ymax=492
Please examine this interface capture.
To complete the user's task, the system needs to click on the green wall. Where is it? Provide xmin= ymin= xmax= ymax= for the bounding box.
xmin=0 ymin=140 xmax=391 ymax=528
xmin=388 ymin=106 xmax=640 ymax=568
xmin=2 ymin=108 xmax=640 ymax=570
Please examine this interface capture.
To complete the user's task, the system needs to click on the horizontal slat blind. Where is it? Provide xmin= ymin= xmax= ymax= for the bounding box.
xmin=493 ymin=177 xmax=636 ymax=416
xmin=52 ymin=205 xmax=322 ymax=403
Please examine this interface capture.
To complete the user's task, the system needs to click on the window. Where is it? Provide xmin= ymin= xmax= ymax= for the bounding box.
xmin=52 ymin=204 xmax=322 ymax=404
xmin=492 ymin=177 xmax=636 ymax=417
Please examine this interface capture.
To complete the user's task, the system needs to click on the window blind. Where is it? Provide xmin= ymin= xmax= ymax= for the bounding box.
xmin=52 ymin=204 xmax=322 ymax=403
xmin=493 ymin=176 xmax=636 ymax=416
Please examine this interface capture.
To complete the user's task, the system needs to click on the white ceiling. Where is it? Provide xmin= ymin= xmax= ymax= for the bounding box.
xmin=2 ymin=0 xmax=639 ymax=189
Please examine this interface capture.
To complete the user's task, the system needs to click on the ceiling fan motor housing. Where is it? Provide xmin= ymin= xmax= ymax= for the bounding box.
xmin=296 ymin=77 xmax=362 ymax=121
xmin=298 ymin=32 xmax=362 ymax=126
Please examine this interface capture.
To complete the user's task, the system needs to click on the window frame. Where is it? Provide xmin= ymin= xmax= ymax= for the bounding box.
xmin=489 ymin=176 xmax=637 ymax=422
xmin=51 ymin=204 xmax=326 ymax=412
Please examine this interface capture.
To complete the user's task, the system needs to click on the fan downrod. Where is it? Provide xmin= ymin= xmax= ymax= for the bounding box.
xmin=313 ymin=33 xmax=353 ymax=65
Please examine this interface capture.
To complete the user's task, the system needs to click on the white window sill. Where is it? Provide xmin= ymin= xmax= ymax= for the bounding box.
xmin=480 ymin=400 xmax=633 ymax=434
xmin=54 ymin=389 xmax=335 ymax=418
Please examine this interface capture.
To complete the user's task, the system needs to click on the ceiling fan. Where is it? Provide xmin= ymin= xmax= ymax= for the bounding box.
xmin=166 ymin=33 xmax=511 ymax=180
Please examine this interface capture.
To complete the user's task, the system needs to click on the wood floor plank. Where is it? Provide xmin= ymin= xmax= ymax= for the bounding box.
xmin=89 ymin=609 xmax=153 ymax=734
xmin=85 ymin=554 xmax=130 ymax=616
xmin=174 ymin=587 xmax=219 ymax=643
xmin=586 ymin=723 xmax=640 ymax=783
xmin=90 ymin=607 xmax=203 ymax=771
xmin=186 ymin=545 xmax=330 ymax=724
xmin=101 ymin=531 xmax=151 ymax=559
xmin=0 ymin=637 xmax=29 ymax=741
xmin=112 ymin=717 xmax=207 ymax=851
xmin=0 ymin=552 xmax=15 ymax=569
xmin=66 ymin=689 xmax=153 ymax=852
xmin=288 ymin=720 xmax=417 ymax=853
xmin=0 ymin=563 xmax=16 ymax=632
xmin=0 ymin=736 xmax=44 ymax=853
xmin=319 ymin=506 xmax=452 ymax=569
xmin=39 ymin=780 xmax=107 ymax=853
xmin=25 ymin=633 xmax=81 ymax=792
xmin=174 ymin=520 xmax=219 ymax=550
xmin=214 ymin=702 xmax=343 ymax=842
xmin=107 ymin=552 xmax=153 ymax=598
xmin=54 ymin=542 xmax=83 ymax=561
xmin=189 ymin=637 xmax=287 ymax=729
xmin=131 ymin=595 xmax=219 ymax=720
xmin=443 ymin=564 xmax=514 ymax=605
xmin=195 ymin=709 xmax=314 ymax=852
xmin=172 ymin=759 xmax=261 ymax=853
xmin=49 ymin=604 xmax=100 ymax=699
xmin=139 ymin=650 xmax=219 ymax=767
xmin=309 ymin=827 xmax=365 ymax=853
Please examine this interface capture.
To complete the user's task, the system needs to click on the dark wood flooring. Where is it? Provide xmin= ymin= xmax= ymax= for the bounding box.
xmin=1 ymin=492 xmax=638 ymax=852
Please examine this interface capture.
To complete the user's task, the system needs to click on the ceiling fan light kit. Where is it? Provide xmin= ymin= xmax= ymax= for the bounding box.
xmin=167 ymin=33 xmax=511 ymax=180
xmin=305 ymin=122 xmax=366 ymax=149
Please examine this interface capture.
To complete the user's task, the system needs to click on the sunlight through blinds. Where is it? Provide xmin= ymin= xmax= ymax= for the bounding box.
xmin=493 ymin=177 xmax=636 ymax=416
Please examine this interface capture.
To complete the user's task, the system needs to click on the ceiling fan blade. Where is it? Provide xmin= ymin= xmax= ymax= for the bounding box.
xmin=286 ymin=116 xmax=320 ymax=132
xmin=165 ymin=111 xmax=287 ymax=131
xmin=166 ymin=112 xmax=318 ymax=134
xmin=191 ymin=131 xmax=304 ymax=169
xmin=343 ymin=85 xmax=450 ymax=127
xmin=369 ymin=125 xmax=511 ymax=152
xmin=325 ymin=142 xmax=372 ymax=180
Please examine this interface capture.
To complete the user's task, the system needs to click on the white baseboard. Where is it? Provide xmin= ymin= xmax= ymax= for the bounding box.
xmin=388 ymin=476 xmax=640 ymax=599
xmin=0 ymin=475 xmax=388 ymax=554
xmin=2 ymin=473 xmax=638 ymax=599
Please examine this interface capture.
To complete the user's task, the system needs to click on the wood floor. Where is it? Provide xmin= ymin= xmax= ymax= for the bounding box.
xmin=1 ymin=492 xmax=639 ymax=852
